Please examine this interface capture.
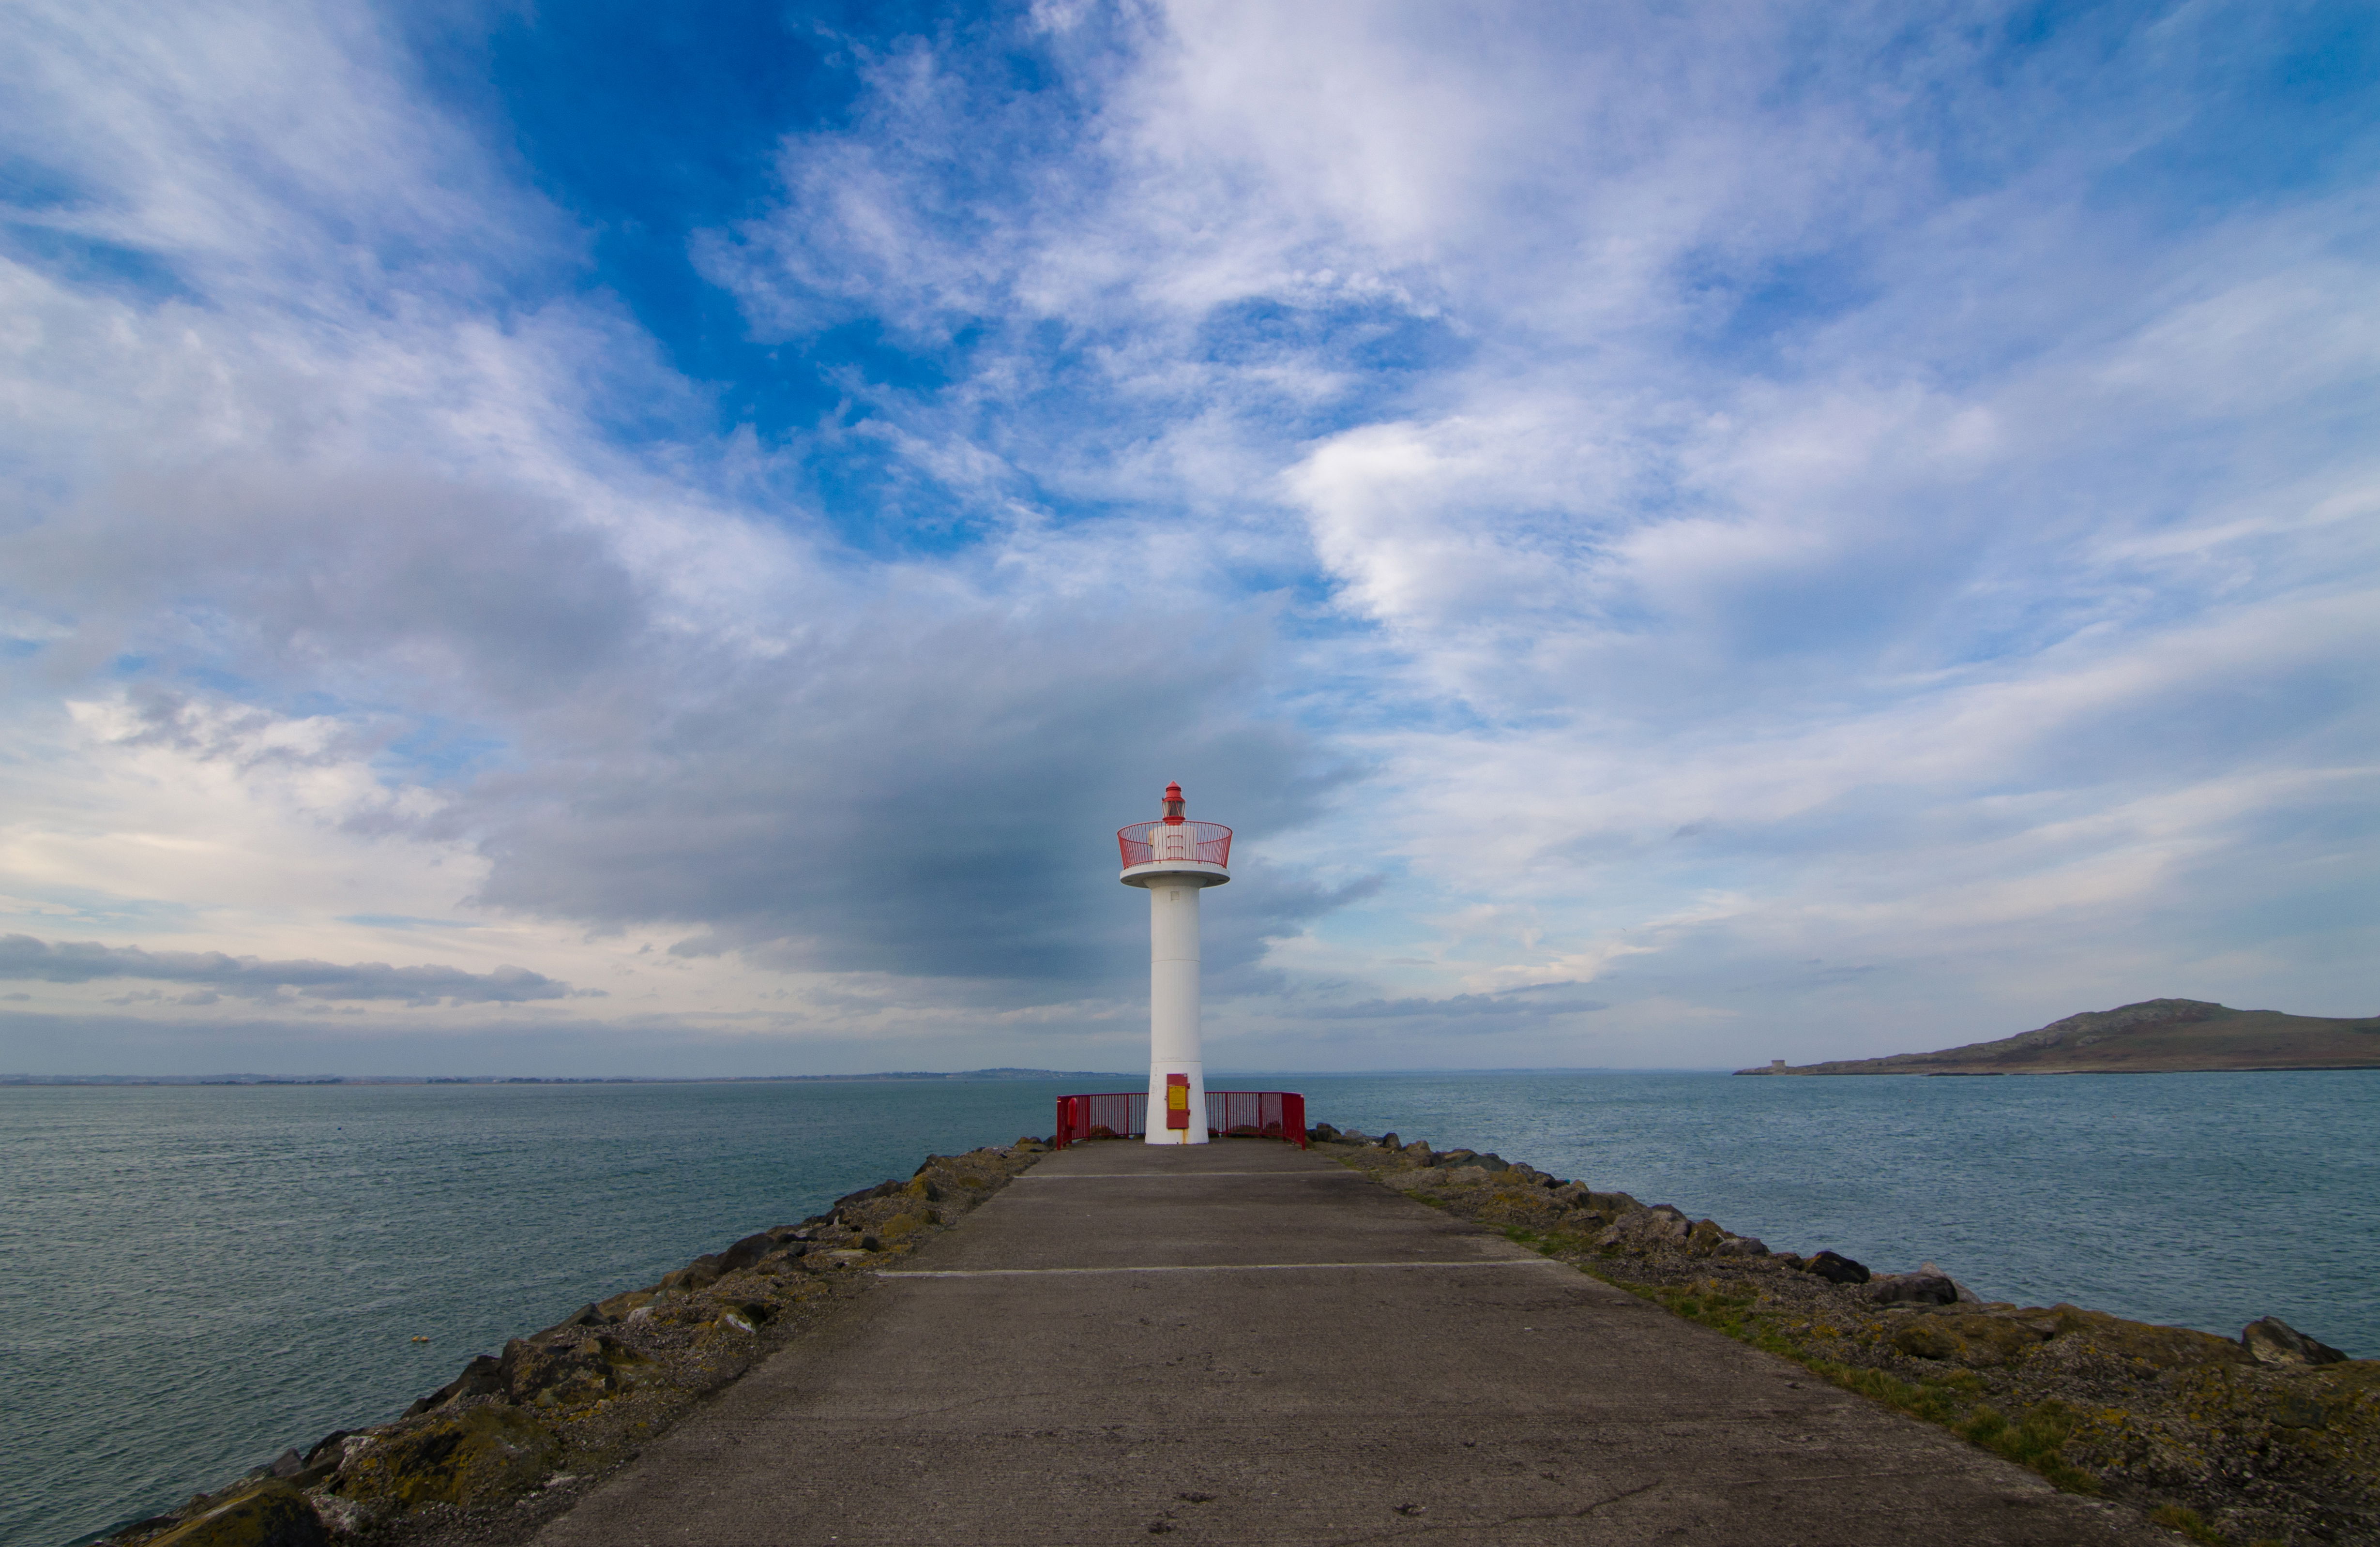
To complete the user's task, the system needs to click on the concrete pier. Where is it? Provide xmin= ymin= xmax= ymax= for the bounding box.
xmin=537 ymin=1141 xmax=2164 ymax=1546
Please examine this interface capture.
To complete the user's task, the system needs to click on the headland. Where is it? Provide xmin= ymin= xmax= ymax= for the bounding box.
xmin=1737 ymin=999 xmax=2380 ymax=1076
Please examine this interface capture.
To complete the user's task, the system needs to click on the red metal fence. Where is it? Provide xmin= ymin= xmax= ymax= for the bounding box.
xmin=1116 ymin=820 xmax=1233 ymax=870
xmin=1055 ymin=1091 xmax=1306 ymax=1149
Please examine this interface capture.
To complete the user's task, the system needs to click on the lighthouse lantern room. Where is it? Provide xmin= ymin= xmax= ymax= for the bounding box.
xmin=1117 ymin=782 xmax=1231 ymax=1144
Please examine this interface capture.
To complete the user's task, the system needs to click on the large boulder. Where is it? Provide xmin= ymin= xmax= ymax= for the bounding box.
xmin=1802 ymin=1250 xmax=1871 ymax=1285
xmin=1869 ymin=1272 xmax=1961 ymax=1307
xmin=403 ymin=1354 xmax=505 ymax=1417
xmin=2242 ymin=1317 xmax=2350 ymax=1367
xmin=502 ymin=1332 xmax=656 ymax=1408
xmin=1430 ymin=1149 xmax=1508 ymax=1172
xmin=716 ymin=1231 xmax=780 ymax=1273
xmin=145 ymin=1483 xmax=327 ymax=1547
xmin=330 ymin=1405 xmax=560 ymax=1515
xmin=1917 ymin=1261 xmax=1984 ymax=1305
xmin=1596 ymin=1206 xmax=1691 ymax=1252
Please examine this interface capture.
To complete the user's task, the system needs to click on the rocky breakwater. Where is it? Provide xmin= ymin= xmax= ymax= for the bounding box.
xmin=1311 ymin=1124 xmax=2379 ymax=1547
xmin=88 ymin=1142 xmax=1046 ymax=1547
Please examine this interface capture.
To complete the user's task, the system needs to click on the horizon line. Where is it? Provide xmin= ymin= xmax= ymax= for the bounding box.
xmin=0 ymin=1066 xmax=1738 ymax=1086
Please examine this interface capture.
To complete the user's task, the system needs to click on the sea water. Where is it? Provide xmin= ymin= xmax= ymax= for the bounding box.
xmin=2 ymin=1070 xmax=2373 ymax=1547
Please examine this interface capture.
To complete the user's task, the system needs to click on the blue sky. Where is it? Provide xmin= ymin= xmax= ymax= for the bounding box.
xmin=0 ymin=0 xmax=2372 ymax=1075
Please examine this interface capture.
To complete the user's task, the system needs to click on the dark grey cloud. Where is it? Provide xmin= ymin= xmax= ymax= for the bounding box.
xmin=0 ymin=935 xmax=576 ymax=1005
xmin=467 ymin=604 xmax=1362 ymax=993
xmin=12 ymin=452 xmax=1368 ymax=995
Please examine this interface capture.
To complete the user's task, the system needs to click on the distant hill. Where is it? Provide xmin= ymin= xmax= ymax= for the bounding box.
xmin=1738 ymin=999 xmax=2380 ymax=1076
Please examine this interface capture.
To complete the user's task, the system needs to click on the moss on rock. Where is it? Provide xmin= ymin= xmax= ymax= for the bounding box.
xmin=1890 ymin=1311 xmax=2050 ymax=1368
xmin=144 ymin=1483 xmax=327 ymax=1547
xmin=330 ymin=1405 xmax=560 ymax=1514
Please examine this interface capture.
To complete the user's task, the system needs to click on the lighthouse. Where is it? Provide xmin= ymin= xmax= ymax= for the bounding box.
xmin=1117 ymin=782 xmax=1231 ymax=1144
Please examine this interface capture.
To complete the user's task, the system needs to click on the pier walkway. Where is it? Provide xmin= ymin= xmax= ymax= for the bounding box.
xmin=537 ymin=1141 xmax=2164 ymax=1546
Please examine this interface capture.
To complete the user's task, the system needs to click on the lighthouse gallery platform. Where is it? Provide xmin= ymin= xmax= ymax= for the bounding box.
xmin=531 ymin=1141 xmax=2162 ymax=1547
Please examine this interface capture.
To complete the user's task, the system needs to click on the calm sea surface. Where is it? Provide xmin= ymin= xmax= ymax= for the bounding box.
xmin=3 ymin=1070 xmax=2374 ymax=1547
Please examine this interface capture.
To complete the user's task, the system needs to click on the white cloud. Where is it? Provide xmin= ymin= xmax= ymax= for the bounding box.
xmin=1 ymin=0 xmax=2373 ymax=1073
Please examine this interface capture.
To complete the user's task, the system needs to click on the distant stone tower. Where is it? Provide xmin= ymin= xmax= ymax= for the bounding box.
xmin=1116 ymin=782 xmax=1231 ymax=1144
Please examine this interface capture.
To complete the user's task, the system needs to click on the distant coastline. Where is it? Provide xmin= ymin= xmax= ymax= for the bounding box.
xmin=0 ymin=1067 xmax=1135 ymax=1087
xmin=1740 ymin=998 xmax=2380 ymax=1076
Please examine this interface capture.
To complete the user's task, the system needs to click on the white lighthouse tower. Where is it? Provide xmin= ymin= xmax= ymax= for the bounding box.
xmin=1117 ymin=782 xmax=1231 ymax=1144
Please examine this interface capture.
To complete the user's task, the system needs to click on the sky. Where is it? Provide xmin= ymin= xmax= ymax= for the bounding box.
xmin=0 ymin=0 xmax=2373 ymax=1077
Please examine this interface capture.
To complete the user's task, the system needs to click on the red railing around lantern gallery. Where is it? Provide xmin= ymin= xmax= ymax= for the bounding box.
xmin=1116 ymin=820 xmax=1233 ymax=870
xmin=1054 ymin=1091 xmax=1306 ymax=1149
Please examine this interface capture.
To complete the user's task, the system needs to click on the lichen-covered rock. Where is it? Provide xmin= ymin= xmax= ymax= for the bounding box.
xmin=144 ymin=1483 xmax=327 ymax=1547
xmin=330 ymin=1404 xmax=560 ymax=1514
xmin=503 ymin=1332 xmax=658 ymax=1407
xmin=1889 ymin=1311 xmax=2054 ymax=1367
xmin=1869 ymin=1272 xmax=1960 ymax=1307
xmin=1597 ymin=1206 xmax=1691 ymax=1252
xmin=2036 ymin=1305 xmax=2250 ymax=1373
xmin=1473 ymin=1187 xmax=1572 ymax=1231
xmin=2242 ymin=1315 xmax=2350 ymax=1367
xmin=594 ymin=1288 xmax=654 ymax=1321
